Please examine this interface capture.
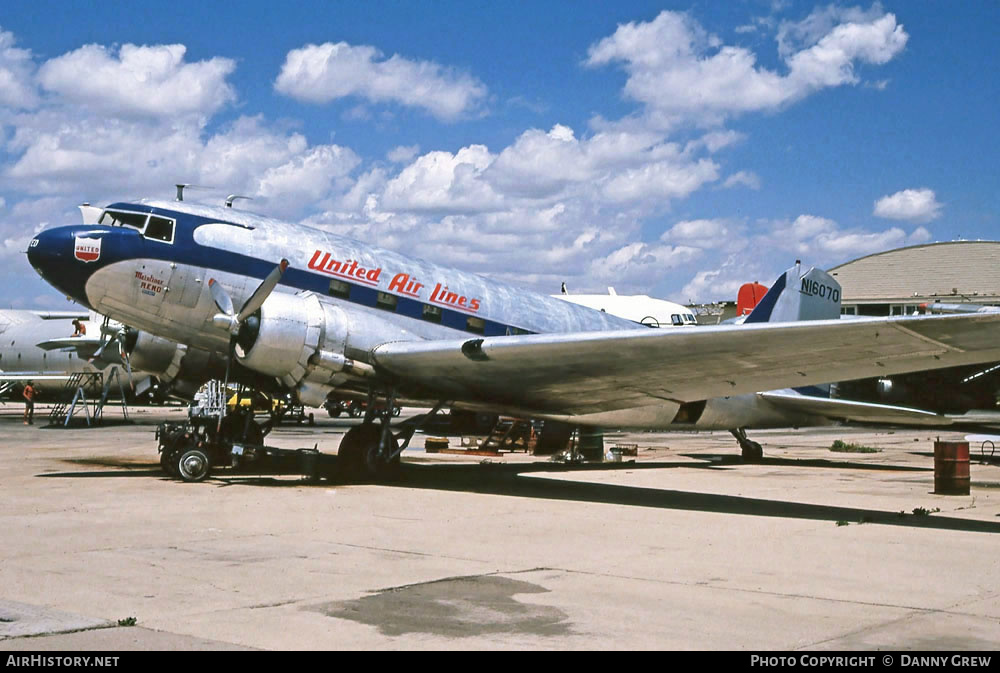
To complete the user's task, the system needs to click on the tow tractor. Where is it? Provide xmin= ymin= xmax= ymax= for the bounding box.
xmin=156 ymin=382 xmax=330 ymax=482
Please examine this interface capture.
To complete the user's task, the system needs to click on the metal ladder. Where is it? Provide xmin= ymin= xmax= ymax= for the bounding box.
xmin=47 ymin=372 xmax=103 ymax=427
xmin=94 ymin=366 xmax=129 ymax=424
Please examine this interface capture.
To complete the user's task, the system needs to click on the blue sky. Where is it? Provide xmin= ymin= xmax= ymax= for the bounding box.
xmin=1 ymin=1 xmax=997 ymax=306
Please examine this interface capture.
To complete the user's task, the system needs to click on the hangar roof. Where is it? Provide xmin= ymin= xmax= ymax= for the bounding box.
xmin=828 ymin=241 xmax=1000 ymax=303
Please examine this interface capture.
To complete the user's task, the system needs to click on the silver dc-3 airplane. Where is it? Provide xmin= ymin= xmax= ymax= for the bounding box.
xmin=25 ymin=193 xmax=1000 ymax=477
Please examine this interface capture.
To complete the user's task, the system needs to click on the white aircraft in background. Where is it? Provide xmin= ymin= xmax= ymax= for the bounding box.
xmin=553 ymin=285 xmax=697 ymax=327
xmin=0 ymin=309 xmax=152 ymax=400
xmin=25 ymin=194 xmax=1000 ymax=476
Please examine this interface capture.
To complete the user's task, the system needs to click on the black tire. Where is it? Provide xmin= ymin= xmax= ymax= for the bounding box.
xmin=337 ymin=423 xmax=400 ymax=482
xmin=176 ymin=447 xmax=212 ymax=482
xmin=741 ymin=441 xmax=764 ymax=463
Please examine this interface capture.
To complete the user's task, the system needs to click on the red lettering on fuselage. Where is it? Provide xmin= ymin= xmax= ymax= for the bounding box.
xmin=308 ymin=250 xmax=381 ymax=286
xmin=388 ymin=272 xmax=424 ymax=298
xmin=429 ymin=283 xmax=482 ymax=313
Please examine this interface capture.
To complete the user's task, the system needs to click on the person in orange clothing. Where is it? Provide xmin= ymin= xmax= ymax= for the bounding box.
xmin=23 ymin=380 xmax=36 ymax=425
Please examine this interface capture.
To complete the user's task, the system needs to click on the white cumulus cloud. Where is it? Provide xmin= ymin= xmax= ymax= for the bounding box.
xmin=0 ymin=27 xmax=38 ymax=108
xmin=38 ymin=43 xmax=236 ymax=119
xmin=275 ymin=42 xmax=487 ymax=121
xmin=585 ymin=8 xmax=907 ymax=127
xmin=873 ymin=188 xmax=942 ymax=223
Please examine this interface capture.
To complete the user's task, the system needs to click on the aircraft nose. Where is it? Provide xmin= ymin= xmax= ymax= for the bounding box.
xmin=27 ymin=225 xmax=103 ymax=307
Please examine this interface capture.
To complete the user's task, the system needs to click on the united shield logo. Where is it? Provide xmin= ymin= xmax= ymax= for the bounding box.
xmin=74 ymin=236 xmax=102 ymax=263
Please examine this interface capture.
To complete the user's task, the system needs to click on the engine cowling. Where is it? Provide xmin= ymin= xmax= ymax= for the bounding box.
xmin=125 ymin=330 xmax=227 ymax=397
xmin=235 ymin=292 xmax=367 ymax=405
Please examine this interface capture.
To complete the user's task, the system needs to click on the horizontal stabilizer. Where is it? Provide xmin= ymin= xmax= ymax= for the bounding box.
xmin=760 ymin=390 xmax=951 ymax=426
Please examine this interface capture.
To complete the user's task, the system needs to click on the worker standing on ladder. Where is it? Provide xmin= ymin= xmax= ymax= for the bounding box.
xmin=22 ymin=380 xmax=35 ymax=425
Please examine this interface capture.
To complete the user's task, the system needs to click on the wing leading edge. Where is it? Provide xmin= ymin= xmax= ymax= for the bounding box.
xmin=371 ymin=313 xmax=1000 ymax=420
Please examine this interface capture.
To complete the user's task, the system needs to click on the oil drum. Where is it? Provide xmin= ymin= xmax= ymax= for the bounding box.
xmin=934 ymin=441 xmax=970 ymax=495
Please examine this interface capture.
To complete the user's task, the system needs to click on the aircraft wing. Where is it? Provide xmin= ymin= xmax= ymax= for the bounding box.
xmin=759 ymin=390 xmax=952 ymax=426
xmin=372 ymin=313 xmax=1000 ymax=416
xmin=35 ymin=336 xmax=103 ymax=356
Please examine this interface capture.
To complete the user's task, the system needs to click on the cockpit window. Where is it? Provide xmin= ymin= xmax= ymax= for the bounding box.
xmin=671 ymin=314 xmax=683 ymax=325
xmin=99 ymin=209 xmax=175 ymax=244
xmin=100 ymin=210 xmax=148 ymax=230
xmin=144 ymin=216 xmax=175 ymax=243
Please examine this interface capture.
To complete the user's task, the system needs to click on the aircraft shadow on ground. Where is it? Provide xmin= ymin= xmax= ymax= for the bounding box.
xmin=36 ymin=454 xmax=999 ymax=534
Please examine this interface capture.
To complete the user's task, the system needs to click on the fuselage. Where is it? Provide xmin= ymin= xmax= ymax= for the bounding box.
xmin=26 ymin=200 xmax=846 ymax=431
xmin=29 ymin=200 xmax=642 ymax=353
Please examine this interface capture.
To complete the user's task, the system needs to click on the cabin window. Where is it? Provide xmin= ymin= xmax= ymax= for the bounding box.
xmin=465 ymin=317 xmax=485 ymax=334
xmin=100 ymin=210 xmax=148 ymax=230
xmin=421 ymin=304 xmax=442 ymax=323
xmin=375 ymin=292 xmax=398 ymax=312
xmin=144 ymin=216 xmax=175 ymax=243
xmin=328 ymin=279 xmax=351 ymax=300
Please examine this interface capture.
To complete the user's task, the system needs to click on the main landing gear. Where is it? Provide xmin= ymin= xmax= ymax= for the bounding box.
xmin=731 ymin=427 xmax=763 ymax=462
xmin=337 ymin=390 xmax=407 ymax=482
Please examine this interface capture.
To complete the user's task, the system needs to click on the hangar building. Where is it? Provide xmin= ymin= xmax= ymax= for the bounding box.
xmin=828 ymin=241 xmax=1000 ymax=316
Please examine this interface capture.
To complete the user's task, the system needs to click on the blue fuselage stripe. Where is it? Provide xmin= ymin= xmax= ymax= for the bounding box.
xmin=79 ymin=204 xmax=534 ymax=338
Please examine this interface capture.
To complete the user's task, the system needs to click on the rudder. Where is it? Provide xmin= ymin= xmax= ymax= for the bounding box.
xmin=744 ymin=261 xmax=841 ymax=324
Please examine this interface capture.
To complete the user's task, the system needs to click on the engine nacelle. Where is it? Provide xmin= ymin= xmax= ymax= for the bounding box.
xmin=235 ymin=292 xmax=361 ymax=404
xmin=127 ymin=331 xmax=183 ymax=376
xmin=125 ymin=330 xmax=226 ymax=397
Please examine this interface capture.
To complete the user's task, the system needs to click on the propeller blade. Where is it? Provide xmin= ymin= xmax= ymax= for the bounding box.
xmin=208 ymin=278 xmax=235 ymax=317
xmin=118 ymin=336 xmax=135 ymax=391
xmin=236 ymin=259 xmax=289 ymax=323
xmin=90 ymin=316 xmax=114 ymax=362
xmin=218 ymin=334 xmax=237 ymax=434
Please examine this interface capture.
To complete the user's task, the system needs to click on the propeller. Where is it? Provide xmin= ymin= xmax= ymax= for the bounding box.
xmin=207 ymin=259 xmax=290 ymax=423
xmin=210 ymin=259 xmax=289 ymax=337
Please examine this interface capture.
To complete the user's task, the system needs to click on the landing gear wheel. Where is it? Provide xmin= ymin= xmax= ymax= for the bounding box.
xmin=176 ymin=447 xmax=212 ymax=482
xmin=337 ymin=423 xmax=400 ymax=482
xmin=740 ymin=440 xmax=764 ymax=463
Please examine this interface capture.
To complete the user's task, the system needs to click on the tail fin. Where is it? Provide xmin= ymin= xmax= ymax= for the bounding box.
xmin=744 ymin=261 xmax=841 ymax=324
xmin=737 ymin=282 xmax=769 ymax=316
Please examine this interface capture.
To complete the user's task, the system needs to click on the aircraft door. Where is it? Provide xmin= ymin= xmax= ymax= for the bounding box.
xmin=164 ymin=264 xmax=205 ymax=309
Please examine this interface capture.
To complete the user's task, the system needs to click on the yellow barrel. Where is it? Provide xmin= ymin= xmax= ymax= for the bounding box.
xmin=934 ymin=441 xmax=970 ymax=495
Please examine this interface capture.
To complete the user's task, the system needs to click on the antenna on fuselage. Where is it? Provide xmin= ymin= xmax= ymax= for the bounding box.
xmin=225 ymin=195 xmax=253 ymax=208
xmin=175 ymin=183 xmax=213 ymax=202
